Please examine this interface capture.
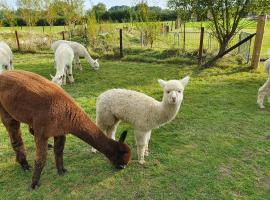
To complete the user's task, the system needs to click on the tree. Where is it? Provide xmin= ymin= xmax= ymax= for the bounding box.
xmin=43 ymin=0 xmax=58 ymax=29
xmin=135 ymin=1 xmax=149 ymax=22
xmin=17 ymin=0 xmax=42 ymax=26
xmin=60 ymin=0 xmax=84 ymax=28
xmin=91 ymin=3 xmax=106 ymax=22
xmin=168 ymin=0 xmax=192 ymax=28
xmin=0 ymin=1 xmax=16 ymax=27
xmin=205 ymin=0 xmax=252 ymax=56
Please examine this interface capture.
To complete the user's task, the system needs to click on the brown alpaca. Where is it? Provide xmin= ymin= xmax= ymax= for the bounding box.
xmin=0 ymin=70 xmax=131 ymax=189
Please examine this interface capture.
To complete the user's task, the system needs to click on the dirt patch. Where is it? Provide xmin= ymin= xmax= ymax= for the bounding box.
xmin=265 ymin=135 xmax=270 ymax=141
xmin=219 ymin=164 xmax=231 ymax=178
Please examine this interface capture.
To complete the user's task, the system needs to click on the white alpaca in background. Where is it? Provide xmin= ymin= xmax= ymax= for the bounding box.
xmin=51 ymin=43 xmax=74 ymax=86
xmin=257 ymin=49 xmax=270 ymax=109
xmin=92 ymin=76 xmax=190 ymax=164
xmin=0 ymin=41 xmax=13 ymax=72
xmin=51 ymin=40 xmax=99 ymax=71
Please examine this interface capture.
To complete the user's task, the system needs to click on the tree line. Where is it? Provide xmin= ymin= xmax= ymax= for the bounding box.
xmin=0 ymin=1 xmax=184 ymax=27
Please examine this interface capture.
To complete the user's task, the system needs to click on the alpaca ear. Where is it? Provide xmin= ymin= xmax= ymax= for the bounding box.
xmin=180 ymin=76 xmax=190 ymax=87
xmin=119 ymin=130 xmax=128 ymax=143
xmin=158 ymin=79 xmax=167 ymax=88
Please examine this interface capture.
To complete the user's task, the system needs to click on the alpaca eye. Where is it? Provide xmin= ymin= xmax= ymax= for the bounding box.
xmin=178 ymin=90 xmax=181 ymax=93
xmin=167 ymin=91 xmax=170 ymax=94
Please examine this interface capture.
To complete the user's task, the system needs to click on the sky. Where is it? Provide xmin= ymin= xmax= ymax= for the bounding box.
xmin=6 ymin=0 xmax=168 ymax=10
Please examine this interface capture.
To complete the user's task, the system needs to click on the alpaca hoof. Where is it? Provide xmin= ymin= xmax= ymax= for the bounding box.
xmin=57 ymin=168 xmax=67 ymax=176
xmin=144 ymin=151 xmax=149 ymax=157
xmin=138 ymin=160 xmax=145 ymax=165
xmin=30 ymin=181 xmax=40 ymax=190
xmin=20 ymin=160 xmax=31 ymax=171
xmin=259 ymin=106 xmax=265 ymax=110
xmin=91 ymin=148 xmax=97 ymax=153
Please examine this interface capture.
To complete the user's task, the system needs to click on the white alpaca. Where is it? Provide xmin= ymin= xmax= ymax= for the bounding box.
xmin=51 ymin=43 xmax=74 ymax=86
xmin=51 ymin=40 xmax=99 ymax=71
xmin=92 ymin=76 xmax=190 ymax=164
xmin=0 ymin=41 xmax=13 ymax=72
xmin=257 ymin=49 xmax=270 ymax=109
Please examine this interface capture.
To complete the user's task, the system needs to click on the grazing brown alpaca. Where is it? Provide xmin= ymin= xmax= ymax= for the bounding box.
xmin=0 ymin=70 xmax=131 ymax=189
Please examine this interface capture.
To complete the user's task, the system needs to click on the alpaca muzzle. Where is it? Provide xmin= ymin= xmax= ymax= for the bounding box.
xmin=116 ymin=164 xmax=126 ymax=170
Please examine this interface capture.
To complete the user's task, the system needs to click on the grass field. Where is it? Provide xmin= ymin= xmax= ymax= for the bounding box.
xmin=0 ymin=51 xmax=270 ymax=199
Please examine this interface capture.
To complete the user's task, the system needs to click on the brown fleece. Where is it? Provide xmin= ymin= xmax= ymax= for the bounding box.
xmin=0 ymin=70 xmax=131 ymax=189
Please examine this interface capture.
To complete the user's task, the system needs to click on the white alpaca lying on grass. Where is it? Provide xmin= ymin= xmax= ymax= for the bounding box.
xmin=51 ymin=40 xmax=99 ymax=71
xmin=92 ymin=76 xmax=190 ymax=164
xmin=257 ymin=49 xmax=270 ymax=109
xmin=0 ymin=41 xmax=13 ymax=72
xmin=51 ymin=43 xmax=74 ymax=86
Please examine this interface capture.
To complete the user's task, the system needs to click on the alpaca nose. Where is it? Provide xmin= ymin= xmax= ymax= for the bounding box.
xmin=172 ymin=97 xmax=176 ymax=102
xmin=116 ymin=165 xmax=126 ymax=169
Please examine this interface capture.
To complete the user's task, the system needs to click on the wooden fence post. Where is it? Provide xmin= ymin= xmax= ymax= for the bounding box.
xmin=251 ymin=15 xmax=266 ymax=69
xmin=15 ymin=30 xmax=20 ymax=51
xmin=62 ymin=31 xmax=65 ymax=40
xmin=198 ymin=27 xmax=205 ymax=65
xmin=120 ymin=29 xmax=123 ymax=58
xmin=141 ymin=31 xmax=144 ymax=48
xmin=183 ymin=22 xmax=186 ymax=50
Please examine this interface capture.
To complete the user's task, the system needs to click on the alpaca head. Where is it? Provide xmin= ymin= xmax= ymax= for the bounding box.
xmin=50 ymin=74 xmax=64 ymax=86
xmin=158 ymin=76 xmax=190 ymax=105
xmin=109 ymin=130 xmax=131 ymax=169
xmin=92 ymin=59 xmax=99 ymax=71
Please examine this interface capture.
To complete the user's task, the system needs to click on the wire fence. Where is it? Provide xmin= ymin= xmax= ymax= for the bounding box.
xmin=0 ymin=25 xmax=255 ymax=63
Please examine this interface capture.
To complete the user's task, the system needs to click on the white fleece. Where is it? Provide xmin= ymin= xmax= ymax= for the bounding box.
xmin=51 ymin=40 xmax=99 ymax=70
xmin=0 ymin=41 xmax=13 ymax=72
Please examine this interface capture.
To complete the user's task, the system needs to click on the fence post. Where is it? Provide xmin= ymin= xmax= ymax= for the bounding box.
xmin=141 ymin=31 xmax=144 ymax=48
xmin=119 ymin=29 xmax=123 ymax=58
xmin=15 ymin=30 xmax=20 ymax=51
xmin=62 ymin=31 xmax=65 ymax=40
xmin=251 ymin=14 xmax=266 ymax=69
xmin=198 ymin=27 xmax=205 ymax=65
xmin=183 ymin=22 xmax=186 ymax=50
xmin=178 ymin=33 xmax=180 ymax=48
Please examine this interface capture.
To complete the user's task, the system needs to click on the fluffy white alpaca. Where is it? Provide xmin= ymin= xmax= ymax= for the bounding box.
xmin=51 ymin=43 xmax=74 ymax=86
xmin=51 ymin=40 xmax=99 ymax=71
xmin=92 ymin=76 xmax=190 ymax=164
xmin=0 ymin=41 xmax=13 ymax=72
xmin=257 ymin=49 xmax=270 ymax=109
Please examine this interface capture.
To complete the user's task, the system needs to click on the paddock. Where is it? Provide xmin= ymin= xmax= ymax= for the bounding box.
xmin=0 ymin=51 xmax=269 ymax=199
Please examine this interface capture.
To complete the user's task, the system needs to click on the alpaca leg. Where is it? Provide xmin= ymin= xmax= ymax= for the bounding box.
xmin=10 ymin=60 xmax=13 ymax=70
xmin=107 ymin=121 xmax=120 ymax=140
xmin=75 ymin=56 xmax=82 ymax=70
xmin=67 ymin=65 xmax=74 ymax=83
xmin=134 ymin=130 xmax=149 ymax=165
xmin=0 ymin=106 xmax=30 ymax=170
xmin=54 ymin=136 xmax=66 ymax=175
xmin=267 ymin=94 xmax=270 ymax=105
xmin=31 ymin=135 xmax=48 ymax=189
xmin=257 ymin=78 xmax=270 ymax=109
xmin=144 ymin=131 xmax=152 ymax=156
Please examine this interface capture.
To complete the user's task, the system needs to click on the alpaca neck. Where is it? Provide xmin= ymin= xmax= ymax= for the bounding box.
xmin=83 ymin=49 xmax=95 ymax=67
xmin=71 ymin=112 xmax=117 ymax=158
xmin=155 ymin=98 xmax=181 ymax=126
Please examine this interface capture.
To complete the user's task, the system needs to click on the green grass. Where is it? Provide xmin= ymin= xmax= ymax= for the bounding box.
xmin=0 ymin=51 xmax=270 ymax=199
